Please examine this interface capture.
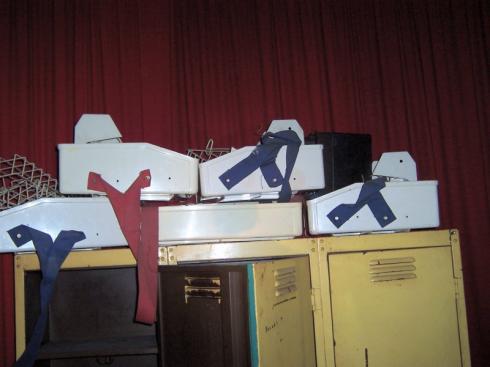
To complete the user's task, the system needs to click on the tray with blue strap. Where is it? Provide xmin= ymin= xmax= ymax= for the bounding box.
xmin=0 ymin=197 xmax=126 ymax=253
xmin=58 ymin=114 xmax=199 ymax=201
xmin=306 ymin=152 xmax=440 ymax=234
xmin=199 ymin=120 xmax=325 ymax=202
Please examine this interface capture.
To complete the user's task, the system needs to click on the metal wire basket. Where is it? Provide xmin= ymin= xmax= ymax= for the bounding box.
xmin=186 ymin=139 xmax=231 ymax=163
xmin=0 ymin=154 xmax=61 ymax=210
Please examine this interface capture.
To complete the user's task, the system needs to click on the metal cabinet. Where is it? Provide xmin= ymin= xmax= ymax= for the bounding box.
xmin=158 ymin=257 xmax=316 ymax=367
xmin=14 ymin=230 xmax=471 ymax=367
xmin=157 ymin=238 xmax=321 ymax=367
xmin=249 ymin=257 xmax=316 ymax=367
xmin=158 ymin=264 xmax=251 ymax=367
xmin=14 ymin=239 xmax=321 ymax=367
xmin=14 ymin=249 xmax=158 ymax=367
xmin=318 ymin=230 xmax=471 ymax=367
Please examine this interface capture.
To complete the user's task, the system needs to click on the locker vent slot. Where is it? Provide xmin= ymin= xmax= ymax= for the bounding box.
xmin=369 ymin=257 xmax=416 ymax=282
xmin=184 ymin=276 xmax=221 ymax=303
xmin=274 ymin=267 xmax=297 ymax=297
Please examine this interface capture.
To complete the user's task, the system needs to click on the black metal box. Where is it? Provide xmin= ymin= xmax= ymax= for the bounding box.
xmin=305 ymin=132 xmax=372 ymax=198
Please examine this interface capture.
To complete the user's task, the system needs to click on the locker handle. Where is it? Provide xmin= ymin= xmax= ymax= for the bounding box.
xmin=370 ymin=273 xmax=416 ymax=282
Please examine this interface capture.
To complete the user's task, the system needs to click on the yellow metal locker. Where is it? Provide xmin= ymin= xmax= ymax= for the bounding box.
xmin=318 ymin=229 xmax=471 ymax=367
xmin=16 ymin=239 xmax=322 ymax=367
xmin=14 ymin=248 xmax=160 ymax=365
xmin=15 ymin=230 xmax=469 ymax=367
xmin=157 ymin=256 xmax=317 ymax=367
xmin=14 ymin=248 xmax=138 ymax=358
xmin=159 ymin=238 xmax=322 ymax=367
xmin=249 ymin=257 xmax=316 ymax=367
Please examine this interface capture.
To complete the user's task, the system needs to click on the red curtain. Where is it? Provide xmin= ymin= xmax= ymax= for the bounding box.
xmin=1 ymin=0 xmax=489 ymax=365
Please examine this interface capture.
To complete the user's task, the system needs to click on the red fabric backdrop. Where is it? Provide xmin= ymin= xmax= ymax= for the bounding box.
xmin=1 ymin=0 xmax=489 ymax=365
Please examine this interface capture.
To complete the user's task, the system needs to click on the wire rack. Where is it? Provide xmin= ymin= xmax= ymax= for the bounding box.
xmin=186 ymin=139 xmax=231 ymax=163
xmin=0 ymin=154 xmax=61 ymax=211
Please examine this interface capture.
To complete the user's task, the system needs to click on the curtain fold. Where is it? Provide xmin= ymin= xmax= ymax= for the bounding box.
xmin=0 ymin=254 xmax=14 ymax=364
xmin=1 ymin=1 xmax=488 ymax=366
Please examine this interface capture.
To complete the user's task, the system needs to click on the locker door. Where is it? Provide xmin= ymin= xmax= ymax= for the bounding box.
xmin=159 ymin=265 xmax=250 ymax=367
xmin=328 ymin=246 xmax=462 ymax=367
xmin=248 ymin=257 xmax=316 ymax=367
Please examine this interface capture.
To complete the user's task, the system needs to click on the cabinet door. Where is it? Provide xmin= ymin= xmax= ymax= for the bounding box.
xmin=249 ymin=257 xmax=316 ymax=367
xmin=158 ymin=265 xmax=250 ymax=367
xmin=329 ymin=246 xmax=462 ymax=367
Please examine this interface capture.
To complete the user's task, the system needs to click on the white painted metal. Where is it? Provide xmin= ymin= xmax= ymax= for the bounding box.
xmin=0 ymin=197 xmax=126 ymax=253
xmin=372 ymin=151 xmax=417 ymax=181
xmin=267 ymin=119 xmax=305 ymax=143
xmin=306 ymin=181 xmax=439 ymax=234
xmin=74 ymin=114 xmax=122 ymax=144
xmin=158 ymin=202 xmax=303 ymax=245
xmin=199 ymin=144 xmax=324 ymax=199
xmin=199 ymin=120 xmax=323 ymax=200
xmin=58 ymin=143 xmax=199 ymax=200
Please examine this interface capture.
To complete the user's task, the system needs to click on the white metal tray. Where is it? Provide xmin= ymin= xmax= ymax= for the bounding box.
xmin=307 ymin=180 xmax=439 ymax=234
xmin=199 ymin=145 xmax=324 ymax=199
xmin=58 ymin=143 xmax=198 ymax=201
xmin=158 ymin=202 xmax=303 ymax=244
xmin=0 ymin=198 xmax=126 ymax=253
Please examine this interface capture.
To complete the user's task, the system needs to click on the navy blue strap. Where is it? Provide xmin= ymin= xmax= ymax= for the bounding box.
xmin=219 ymin=130 xmax=301 ymax=202
xmin=8 ymin=225 xmax=86 ymax=367
xmin=327 ymin=178 xmax=396 ymax=228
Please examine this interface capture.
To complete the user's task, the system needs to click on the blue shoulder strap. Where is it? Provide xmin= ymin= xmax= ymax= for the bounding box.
xmin=8 ymin=225 xmax=85 ymax=367
xmin=327 ymin=178 xmax=396 ymax=228
xmin=218 ymin=130 xmax=302 ymax=202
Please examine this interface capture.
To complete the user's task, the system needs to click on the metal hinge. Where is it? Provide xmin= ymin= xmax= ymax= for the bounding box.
xmin=311 ymin=288 xmax=321 ymax=311
xmin=158 ymin=246 xmax=178 ymax=266
xmin=158 ymin=247 xmax=168 ymax=266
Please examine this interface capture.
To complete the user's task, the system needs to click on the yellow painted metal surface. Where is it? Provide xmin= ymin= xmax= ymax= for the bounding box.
xmin=13 ymin=229 xmax=471 ymax=367
xmin=166 ymin=238 xmax=316 ymax=264
xmin=449 ymin=231 xmax=472 ymax=367
xmin=250 ymin=257 xmax=316 ymax=367
xmin=14 ymin=248 xmax=135 ymax=357
xmin=330 ymin=246 xmax=461 ymax=366
xmin=165 ymin=238 xmax=326 ymax=367
xmin=317 ymin=229 xmax=471 ymax=367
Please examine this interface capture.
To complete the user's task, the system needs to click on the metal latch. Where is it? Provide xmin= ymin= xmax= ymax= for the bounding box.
xmin=311 ymin=288 xmax=321 ymax=311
